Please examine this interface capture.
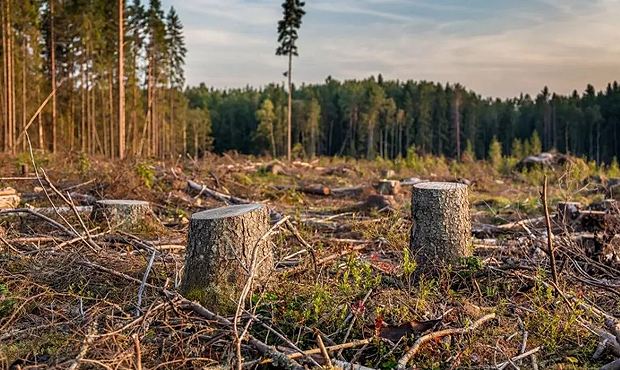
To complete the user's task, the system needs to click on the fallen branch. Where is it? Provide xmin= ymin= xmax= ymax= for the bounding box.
xmin=541 ymin=176 xmax=559 ymax=285
xmin=497 ymin=347 xmax=541 ymax=370
xmin=258 ymin=338 xmax=373 ymax=365
xmin=187 ymin=179 xmax=251 ymax=205
xmin=396 ymin=313 xmax=497 ymax=369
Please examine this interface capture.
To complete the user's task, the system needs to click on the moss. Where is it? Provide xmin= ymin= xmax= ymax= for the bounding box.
xmin=183 ymin=285 xmax=238 ymax=314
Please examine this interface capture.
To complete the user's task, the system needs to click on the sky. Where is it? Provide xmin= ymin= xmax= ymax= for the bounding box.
xmin=160 ymin=0 xmax=620 ymax=98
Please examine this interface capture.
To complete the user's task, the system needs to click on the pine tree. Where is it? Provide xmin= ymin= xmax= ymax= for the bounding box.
xmin=142 ymin=0 xmax=167 ymax=157
xmin=276 ymin=0 xmax=305 ymax=161
xmin=165 ymin=6 xmax=186 ymax=156
xmin=511 ymin=138 xmax=524 ymax=159
xmin=255 ymin=99 xmax=277 ymax=157
xmin=530 ymin=130 xmax=542 ymax=154
xmin=118 ymin=0 xmax=126 ymax=159
xmin=488 ymin=136 xmax=502 ymax=169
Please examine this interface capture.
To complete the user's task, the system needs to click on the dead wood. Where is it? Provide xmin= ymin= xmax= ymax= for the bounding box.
xmin=396 ymin=313 xmax=496 ymax=369
xmin=0 ymin=187 xmax=20 ymax=209
xmin=274 ymin=184 xmax=332 ymax=196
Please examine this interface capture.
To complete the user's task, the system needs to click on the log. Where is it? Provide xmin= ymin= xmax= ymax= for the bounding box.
xmin=410 ymin=182 xmax=472 ymax=270
xmin=376 ymin=180 xmax=401 ymax=195
xmin=331 ymin=186 xmax=366 ymax=197
xmin=275 ymin=184 xmax=331 ymax=196
xmin=0 ymin=187 xmax=20 ymax=209
xmin=180 ymin=204 xmax=273 ymax=312
xmin=90 ymin=200 xmax=151 ymax=231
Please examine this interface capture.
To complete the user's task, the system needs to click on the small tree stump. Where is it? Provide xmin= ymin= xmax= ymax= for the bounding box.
xmin=180 ymin=204 xmax=273 ymax=312
xmin=381 ymin=169 xmax=396 ymax=179
xmin=410 ymin=182 xmax=471 ymax=270
xmin=91 ymin=200 xmax=151 ymax=231
xmin=557 ymin=201 xmax=581 ymax=224
xmin=0 ymin=187 xmax=20 ymax=209
xmin=377 ymin=180 xmax=401 ymax=195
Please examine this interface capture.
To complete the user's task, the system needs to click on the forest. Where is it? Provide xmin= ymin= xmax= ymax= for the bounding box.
xmin=2 ymin=0 xmax=620 ymax=369
xmin=2 ymin=0 xmax=620 ymax=163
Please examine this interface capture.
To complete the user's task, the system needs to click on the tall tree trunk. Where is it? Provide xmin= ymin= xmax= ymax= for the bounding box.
xmin=80 ymin=65 xmax=86 ymax=152
xmin=50 ymin=0 xmax=57 ymax=153
xmin=1 ymin=0 xmax=8 ymax=152
xmin=454 ymin=92 xmax=461 ymax=160
xmin=102 ymin=83 xmax=109 ymax=157
xmin=21 ymin=38 xmax=26 ymax=152
xmin=131 ymin=74 xmax=138 ymax=156
xmin=287 ymin=52 xmax=292 ymax=161
xmin=6 ymin=0 xmax=15 ymax=153
xmin=118 ymin=0 xmax=126 ymax=159
xmin=108 ymin=72 xmax=115 ymax=159
xmin=38 ymin=83 xmax=44 ymax=149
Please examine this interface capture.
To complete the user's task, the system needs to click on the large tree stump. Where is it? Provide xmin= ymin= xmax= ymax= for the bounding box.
xmin=410 ymin=182 xmax=471 ymax=270
xmin=180 ymin=204 xmax=273 ymax=311
xmin=91 ymin=200 xmax=151 ymax=231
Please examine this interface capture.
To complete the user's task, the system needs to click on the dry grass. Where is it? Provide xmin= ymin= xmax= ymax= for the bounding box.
xmin=0 ymin=152 xmax=618 ymax=369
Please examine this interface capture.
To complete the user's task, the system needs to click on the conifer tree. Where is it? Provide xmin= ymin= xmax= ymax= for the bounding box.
xmin=276 ymin=0 xmax=305 ymax=161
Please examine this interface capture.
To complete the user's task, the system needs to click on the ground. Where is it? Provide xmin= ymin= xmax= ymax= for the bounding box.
xmin=0 ymin=151 xmax=619 ymax=369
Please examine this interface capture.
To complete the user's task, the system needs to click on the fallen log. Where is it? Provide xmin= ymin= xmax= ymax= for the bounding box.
xmin=331 ymin=186 xmax=366 ymax=197
xmin=274 ymin=184 xmax=331 ymax=196
xmin=187 ymin=179 xmax=251 ymax=205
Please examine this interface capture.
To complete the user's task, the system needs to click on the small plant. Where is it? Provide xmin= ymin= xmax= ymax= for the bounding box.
xmin=77 ymin=152 xmax=90 ymax=175
xmin=0 ymin=284 xmax=16 ymax=318
xmin=402 ymin=247 xmax=417 ymax=276
xmin=608 ymin=157 xmax=620 ymax=178
xmin=488 ymin=136 xmax=502 ymax=170
xmin=339 ymin=257 xmax=380 ymax=295
xmin=135 ymin=161 xmax=156 ymax=189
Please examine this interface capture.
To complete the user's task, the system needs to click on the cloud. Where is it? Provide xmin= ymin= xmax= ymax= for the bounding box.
xmin=164 ymin=0 xmax=620 ymax=97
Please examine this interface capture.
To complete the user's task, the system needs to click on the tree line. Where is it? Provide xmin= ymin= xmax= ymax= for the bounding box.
xmin=187 ymin=77 xmax=620 ymax=163
xmin=2 ymin=1 xmax=620 ymax=163
xmin=0 ymin=0 xmax=212 ymax=159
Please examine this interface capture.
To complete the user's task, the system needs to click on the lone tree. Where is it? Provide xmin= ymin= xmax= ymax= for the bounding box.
xmin=276 ymin=0 xmax=305 ymax=161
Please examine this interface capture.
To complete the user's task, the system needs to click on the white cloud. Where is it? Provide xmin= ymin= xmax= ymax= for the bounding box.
xmin=166 ymin=0 xmax=620 ymax=97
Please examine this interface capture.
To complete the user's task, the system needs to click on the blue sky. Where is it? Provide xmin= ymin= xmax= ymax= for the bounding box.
xmin=160 ymin=0 xmax=620 ymax=97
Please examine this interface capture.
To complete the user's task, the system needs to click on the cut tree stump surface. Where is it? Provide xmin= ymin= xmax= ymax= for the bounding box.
xmin=181 ymin=204 xmax=273 ymax=311
xmin=0 ymin=187 xmax=20 ymax=209
xmin=410 ymin=182 xmax=472 ymax=270
xmin=91 ymin=200 xmax=151 ymax=230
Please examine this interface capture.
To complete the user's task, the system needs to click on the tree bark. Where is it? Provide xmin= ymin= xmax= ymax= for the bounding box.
xmin=118 ymin=0 xmax=126 ymax=160
xmin=50 ymin=0 xmax=57 ymax=153
xmin=410 ymin=182 xmax=472 ymax=270
xmin=180 ymin=204 xmax=273 ymax=312
xmin=287 ymin=52 xmax=292 ymax=161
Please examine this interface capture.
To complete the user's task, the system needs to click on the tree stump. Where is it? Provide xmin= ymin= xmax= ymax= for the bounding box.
xmin=91 ymin=200 xmax=151 ymax=231
xmin=410 ymin=182 xmax=471 ymax=271
xmin=377 ymin=180 xmax=401 ymax=195
xmin=180 ymin=204 xmax=273 ymax=312
xmin=0 ymin=187 xmax=20 ymax=209
xmin=557 ymin=201 xmax=581 ymax=224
